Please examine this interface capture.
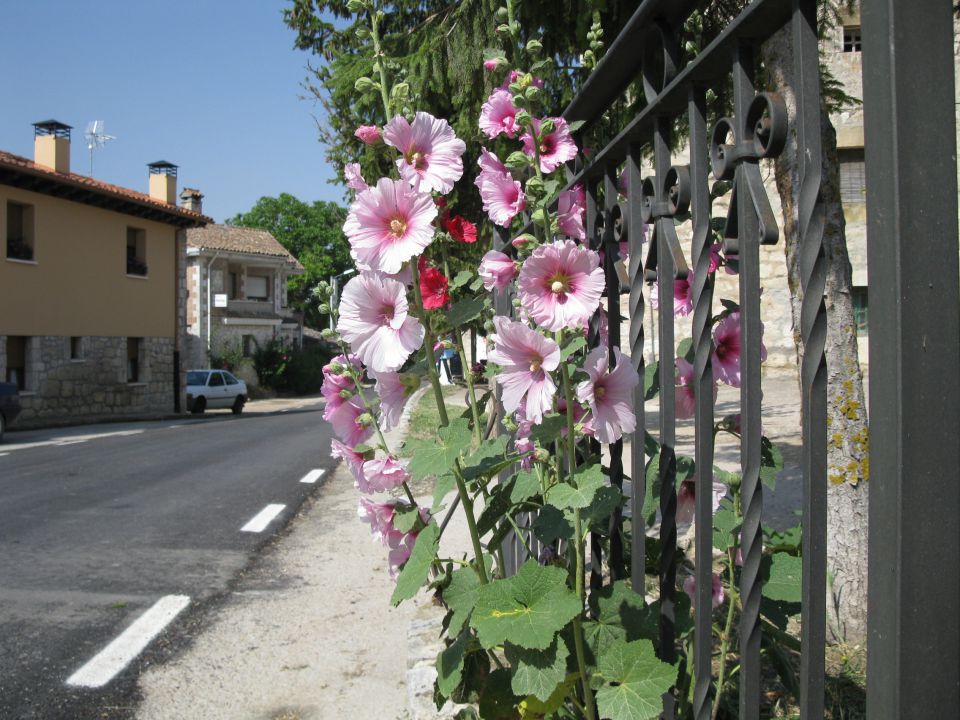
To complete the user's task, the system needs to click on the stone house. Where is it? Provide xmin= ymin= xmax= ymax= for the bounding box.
xmin=183 ymin=214 xmax=304 ymax=369
xmin=0 ymin=120 xmax=209 ymax=428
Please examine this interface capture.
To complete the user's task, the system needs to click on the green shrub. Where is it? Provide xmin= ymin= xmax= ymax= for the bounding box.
xmin=251 ymin=338 xmax=331 ymax=395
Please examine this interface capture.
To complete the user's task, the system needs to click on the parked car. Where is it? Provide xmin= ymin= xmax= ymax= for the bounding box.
xmin=185 ymin=370 xmax=247 ymax=415
xmin=0 ymin=382 xmax=22 ymax=441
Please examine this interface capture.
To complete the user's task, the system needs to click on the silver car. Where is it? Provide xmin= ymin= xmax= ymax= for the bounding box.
xmin=186 ymin=369 xmax=247 ymax=415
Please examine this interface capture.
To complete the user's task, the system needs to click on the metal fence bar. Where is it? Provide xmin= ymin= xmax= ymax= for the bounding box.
xmin=792 ymin=0 xmax=827 ymax=717
xmin=627 ymin=142 xmax=647 ymax=595
xmin=585 ymin=177 xmax=605 ymax=592
xmin=732 ymin=41 xmax=764 ymax=720
xmin=862 ymin=0 xmax=960 ymax=715
xmin=688 ymin=84 xmax=716 ymax=720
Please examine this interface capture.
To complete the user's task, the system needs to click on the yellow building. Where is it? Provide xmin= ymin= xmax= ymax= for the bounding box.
xmin=0 ymin=120 xmax=209 ymax=427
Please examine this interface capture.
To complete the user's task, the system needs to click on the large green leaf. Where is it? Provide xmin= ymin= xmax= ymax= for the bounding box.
xmin=560 ymin=335 xmax=586 ymax=360
xmin=471 ymin=561 xmax=581 ymax=650
xmin=762 ymin=552 xmax=802 ymax=602
xmin=760 ymin=436 xmax=783 ymax=489
xmin=437 ymin=629 xmax=471 ymax=696
xmin=532 ymin=505 xmax=574 ymax=544
xmin=712 ymin=502 xmax=740 ymax=552
xmin=446 ymin=297 xmax=486 ymax=327
xmin=505 ymin=636 xmax=570 ymax=702
xmin=583 ymin=581 xmax=653 ymax=660
xmin=643 ymin=361 xmax=660 ymax=401
xmin=529 ymin=414 xmax=567 ymax=445
xmin=478 ymin=668 xmax=519 ymax=719
xmin=547 ymin=464 xmax=606 ymax=511
xmin=391 ymin=523 xmax=440 ymax=606
xmin=595 ymin=639 xmax=677 ymax=720
xmin=444 ymin=561 xmax=491 ymax=635
xmin=580 ymin=485 xmax=624 ymax=532
xmin=405 ymin=417 xmax=472 ymax=482
xmin=510 ymin=471 xmax=541 ymax=504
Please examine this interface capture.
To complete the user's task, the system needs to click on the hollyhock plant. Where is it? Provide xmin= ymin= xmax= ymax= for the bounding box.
xmin=369 ymin=369 xmax=416 ymax=430
xmin=576 ymin=347 xmax=640 ymax=444
xmin=478 ymin=250 xmax=517 ymax=291
xmin=712 ymin=311 xmax=767 ymax=387
xmin=331 ymin=438 xmax=366 ymax=485
xmin=358 ymin=497 xmax=397 ymax=542
xmin=476 ymin=153 xmax=525 ymax=227
xmin=557 ymin=184 xmax=586 ymax=240
xmin=674 ymin=357 xmax=718 ymax=419
xmin=344 ymin=163 xmax=368 ymax=192
xmin=328 ymin=395 xmax=373 ymax=448
xmin=518 ymin=239 xmax=605 ymax=332
xmin=442 ymin=214 xmax=478 ymax=243
xmin=337 ymin=271 xmax=425 ymax=373
xmin=354 ymin=124 xmax=382 ymax=145
xmin=486 ymin=316 xmax=561 ymax=424
xmin=417 ymin=256 xmax=450 ymax=310
xmin=383 ymin=111 xmax=466 ymax=194
xmin=359 ymin=456 xmax=410 ymax=493
xmin=343 ymin=177 xmax=437 ymax=274
xmin=521 ymin=117 xmax=579 ymax=173
xmin=480 ymin=89 xmax=520 ymax=139
xmin=321 ymin=353 xmax=361 ymax=417
xmin=683 ymin=572 xmax=726 ymax=609
xmin=502 ymin=69 xmax=544 ymax=90
xmin=676 ymin=476 xmax=729 ymax=528
xmin=651 ymin=275 xmax=694 ymax=317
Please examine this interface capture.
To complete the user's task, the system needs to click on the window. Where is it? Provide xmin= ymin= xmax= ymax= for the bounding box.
xmin=242 ymin=334 xmax=255 ymax=357
xmin=246 ymin=275 xmax=269 ymax=301
xmin=70 ymin=336 xmax=83 ymax=360
xmin=843 ymin=26 xmax=862 ymax=52
xmin=852 ymin=287 xmax=868 ymax=335
xmin=126 ymin=227 xmax=147 ymax=276
xmin=229 ymin=272 xmax=239 ymax=299
xmin=6 ymin=201 xmax=35 ymax=261
xmin=839 ymin=148 xmax=866 ymax=204
xmin=127 ymin=337 xmax=140 ymax=382
xmin=208 ymin=371 xmax=225 ymax=387
xmin=224 ymin=372 xmax=239 ymax=386
xmin=5 ymin=336 xmax=26 ymax=390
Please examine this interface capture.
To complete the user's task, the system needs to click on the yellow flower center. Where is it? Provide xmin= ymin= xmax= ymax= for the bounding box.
xmin=389 ymin=216 xmax=407 ymax=237
xmin=548 ymin=273 xmax=571 ymax=295
xmin=596 ymin=385 xmax=606 ymax=400
xmin=406 ymin=150 xmax=427 ymax=170
xmin=529 ymin=354 xmax=543 ymax=373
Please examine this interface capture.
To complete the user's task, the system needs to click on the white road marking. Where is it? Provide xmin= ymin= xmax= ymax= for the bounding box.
xmin=65 ymin=594 xmax=190 ymax=688
xmin=55 ymin=439 xmax=88 ymax=446
xmin=241 ymin=504 xmax=286 ymax=533
xmin=1 ymin=429 xmax=144 ymax=453
xmin=299 ymin=468 xmax=325 ymax=484
xmin=0 ymin=452 xmax=8 ymax=457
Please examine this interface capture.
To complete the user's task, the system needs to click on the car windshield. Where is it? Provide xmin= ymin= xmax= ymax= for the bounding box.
xmin=187 ymin=371 xmax=209 ymax=386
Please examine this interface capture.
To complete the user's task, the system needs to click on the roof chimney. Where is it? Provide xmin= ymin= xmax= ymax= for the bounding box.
xmin=147 ymin=161 xmax=178 ymax=205
xmin=179 ymin=187 xmax=204 ymax=214
xmin=33 ymin=120 xmax=72 ymax=174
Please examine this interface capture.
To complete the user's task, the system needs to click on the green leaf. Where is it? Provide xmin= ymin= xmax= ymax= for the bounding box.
xmin=471 ymin=561 xmax=581 ymax=650
xmin=760 ymin=597 xmax=802 ymax=631
xmin=547 ymin=464 xmax=606 ymax=511
xmin=643 ymin=361 xmax=660 ymax=401
xmin=595 ymin=639 xmax=677 ymax=720
xmin=470 ymin=276 xmax=484 ymax=292
xmin=477 ymin=480 xmax=516 ymax=536
xmin=393 ymin=505 xmax=421 ymax=533
xmin=567 ymin=120 xmax=586 ymax=134
xmin=444 ymin=560 xmax=492 ymax=635
xmin=478 ymin=668 xmax=519 ymax=719
xmin=391 ymin=523 xmax=440 ymax=606
xmin=676 ymin=338 xmax=694 ymax=362
xmin=762 ymin=552 xmax=803 ymax=603
xmin=505 ymin=636 xmax=570 ymax=702
xmin=581 ymin=485 xmax=624 ymax=532
xmin=675 ymin=455 xmax=696 ymax=483
xmin=765 ymin=523 xmax=802 ymax=554
xmin=712 ymin=502 xmax=740 ymax=551
xmin=560 ymin=335 xmax=586 ymax=360
xmin=760 ymin=436 xmax=784 ymax=489
xmin=642 ymin=452 xmax=662 ymax=524
xmin=446 ymin=297 xmax=485 ymax=328
xmin=451 ymin=270 xmax=473 ymax=290
xmin=510 ymin=471 xmax=541 ymax=504
xmin=583 ymin=581 xmax=653 ymax=660
xmin=432 ymin=473 xmax=456 ymax=511
xmin=405 ymin=418 xmax=472 ymax=482
xmin=437 ymin=629 xmax=471 ymax=696
xmin=529 ymin=414 xmax=567 ymax=445
xmin=460 ymin=435 xmax=509 ymax=477
xmin=532 ymin=504 xmax=574 ymax=544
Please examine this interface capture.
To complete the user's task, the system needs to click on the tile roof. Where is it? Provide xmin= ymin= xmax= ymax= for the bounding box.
xmin=186 ymin=224 xmax=305 ymax=272
xmin=0 ymin=150 xmax=211 ymax=227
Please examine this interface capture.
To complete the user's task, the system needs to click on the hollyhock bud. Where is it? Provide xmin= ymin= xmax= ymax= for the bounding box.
xmin=511 ymin=233 xmax=537 ymax=252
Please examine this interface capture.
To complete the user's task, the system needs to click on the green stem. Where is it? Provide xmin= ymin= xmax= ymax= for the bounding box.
xmin=368 ymin=6 xmax=392 ymax=121
xmin=453 ymin=332 xmax=483 ymax=444
xmin=572 ymin=509 xmax=596 ymax=720
xmin=712 ymin=548 xmax=739 ymax=720
xmin=410 ymin=260 xmax=450 ymax=428
xmin=453 ymin=463 xmax=488 ymax=585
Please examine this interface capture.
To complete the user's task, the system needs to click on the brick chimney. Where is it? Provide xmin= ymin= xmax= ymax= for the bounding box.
xmin=33 ymin=120 xmax=72 ymax=173
xmin=147 ymin=161 xmax=178 ymax=204
xmin=179 ymin=187 xmax=203 ymax=214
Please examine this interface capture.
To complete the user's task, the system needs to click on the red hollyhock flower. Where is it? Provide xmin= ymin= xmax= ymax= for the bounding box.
xmin=443 ymin=214 xmax=478 ymax=244
xmin=418 ymin=256 xmax=450 ymax=309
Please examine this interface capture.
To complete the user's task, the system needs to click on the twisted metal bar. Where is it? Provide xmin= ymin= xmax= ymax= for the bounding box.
xmin=585 ymin=177 xmax=605 ymax=592
xmin=687 ymin=85 xmax=717 ymax=720
xmin=793 ymin=0 xmax=828 ymax=716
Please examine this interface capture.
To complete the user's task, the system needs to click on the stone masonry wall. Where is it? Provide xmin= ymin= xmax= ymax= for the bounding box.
xmin=1 ymin=335 xmax=175 ymax=428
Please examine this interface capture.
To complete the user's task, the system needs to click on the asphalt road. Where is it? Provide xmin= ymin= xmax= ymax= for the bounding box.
xmin=0 ymin=405 xmax=336 ymax=719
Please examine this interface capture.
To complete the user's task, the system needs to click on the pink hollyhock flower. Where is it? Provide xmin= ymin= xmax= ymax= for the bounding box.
xmin=478 ymin=147 xmax=509 ymax=175
xmin=674 ymin=357 xmax=718 ymax=419
xmin=711 ymin=312 xmax=767 ymax=388
xmin=321 ymin=353 xmax=361 ymax=418
xmin=557 ymin=184 xmax=586 ymax=240
xmin=683 ymin=572 xmax=725 ymax=609
xmin=476 ymin=160 xmax=525 ymax=227
xmin=369 ymin=369 xmax=416 ymax=431
xmin=580 ymin=308 xmax=609 ymax=349
xmin=442 ymin=214 xmax=478 ymax=244
xmin=383 ymin=111 xmax=466 ymax=194
xmin=479 ymin=250 xmax=517 ymax=292
xmin=337 ymin=272 xmax=425 ymax=373
xmin=480 ymin=89 xmax=519 ymax=139
xmin=331 ymin=438 xmax=366 ymax=485
xmin=328 ymin=396 xmax=373 ymax=447
xmin=576 ymin=346 xmax=640 ymax=444
xmin=676 ymin=476 xmax=729 ymax=528
xmin=344 ymin=163 xmax=368 ymax=192
xmin=355 ymin=125 xmax=382 ymax=145
xmin=709 ymin=243 xmax=723 ymax=274
xmin=521 ymin=117 xmax=579 ymax=173
xmin=357 ymin=497 xmax=397 ymax=542
xmin=487 ymin=316 xmax=561 ymax=424
xmin=417 ymin=256 xmax=450 ymax=310
xmin=483 ymin=58 xmax=500 ymax=71
xmin=518 ymin=239 xmax=605 ymax=332
xmin=343 ymin=177 xmax=437 ymax=274
xmin=358 ymin=455 xmax=410 ymax=493
xmin=513 ymin=415 xmax=535 ymax=470
xmin=650 ymin=276 xmax=694 ymax=318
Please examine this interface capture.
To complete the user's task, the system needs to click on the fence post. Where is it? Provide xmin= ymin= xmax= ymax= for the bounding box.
xmin=862 ymin=0 xmax=960 ymax=715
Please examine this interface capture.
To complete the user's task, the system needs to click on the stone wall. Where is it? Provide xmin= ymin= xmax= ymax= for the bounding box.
xmin=1 ymin=335 xmax=176 ymax=428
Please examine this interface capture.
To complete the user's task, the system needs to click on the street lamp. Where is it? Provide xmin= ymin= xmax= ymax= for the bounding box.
xmin=329 ymin=267 xmax=357 ymax=330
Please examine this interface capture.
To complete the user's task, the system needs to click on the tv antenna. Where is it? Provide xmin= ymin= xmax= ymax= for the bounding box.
xmin=84 ymin=120 xmax=116 ymax=176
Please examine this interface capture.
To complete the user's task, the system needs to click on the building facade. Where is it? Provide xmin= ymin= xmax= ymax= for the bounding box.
xmin=0 ymin=120 xmax=208 ymax=427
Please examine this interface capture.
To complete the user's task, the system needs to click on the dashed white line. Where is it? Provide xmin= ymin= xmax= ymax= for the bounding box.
xmin=65 ymin=594 xmax=190 ymax=688
xmin=299 ymin=468 xmax=325 ymax=484
xmin=0 ymin=452 xmax=8 ymax=457
xmin=55 ymin=439 xmax=88 ymax=446
xmin=241 ymin=504 xmax=286 ymax=533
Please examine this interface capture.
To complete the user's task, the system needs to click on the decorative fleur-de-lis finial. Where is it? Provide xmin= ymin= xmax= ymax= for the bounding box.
xmin=641 ymin=165 xmax=692 ymax=282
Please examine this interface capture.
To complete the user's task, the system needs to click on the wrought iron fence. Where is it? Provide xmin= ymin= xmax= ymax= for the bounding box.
xmin=497 ymin=0 xmax=959 ymax=716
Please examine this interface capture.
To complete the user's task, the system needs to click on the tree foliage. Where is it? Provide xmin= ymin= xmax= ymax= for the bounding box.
xmin=228 ymin=193 xmax=351 ymax=328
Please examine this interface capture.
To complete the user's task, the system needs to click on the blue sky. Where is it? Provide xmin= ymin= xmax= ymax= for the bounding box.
xmin=0 ymin=0 xmax=344 ymax=223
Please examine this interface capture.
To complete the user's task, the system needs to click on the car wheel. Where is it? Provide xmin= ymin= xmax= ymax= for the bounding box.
xmin=231 ymin=395 xmax=245 ymax=415
xmin=192 ymin=396 xmax=207 ymax=415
